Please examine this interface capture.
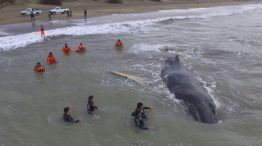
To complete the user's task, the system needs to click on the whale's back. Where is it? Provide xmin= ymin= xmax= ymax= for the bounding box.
xmin=161 ymin=55 xmax=218 ymax=123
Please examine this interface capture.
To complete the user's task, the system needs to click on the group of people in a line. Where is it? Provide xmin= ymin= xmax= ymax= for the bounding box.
xmin=64 ymin=96 xmax=152 ymax=130
xmin=34 ymin=40 xmax=87 ymax=73
xmin=34 ymin=35 xmax=123 ymax=73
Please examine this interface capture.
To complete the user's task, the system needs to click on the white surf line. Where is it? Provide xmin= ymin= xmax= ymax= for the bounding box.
xmin=1 ymin=3 xmax=262 ymax=51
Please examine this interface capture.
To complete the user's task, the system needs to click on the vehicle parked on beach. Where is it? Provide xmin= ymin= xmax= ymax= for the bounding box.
xmin=49 ymin=7 xmax=70 ymax=15
xmin=20 ymin=8 xmax=43 ymax=16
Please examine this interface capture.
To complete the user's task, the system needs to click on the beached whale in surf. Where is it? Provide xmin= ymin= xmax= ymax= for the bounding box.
xmin=161 ymin=55 xmax=218 ymax=123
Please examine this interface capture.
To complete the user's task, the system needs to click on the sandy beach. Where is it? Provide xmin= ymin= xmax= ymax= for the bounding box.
xmin=0 ymin=0 xmax=260 ymax=26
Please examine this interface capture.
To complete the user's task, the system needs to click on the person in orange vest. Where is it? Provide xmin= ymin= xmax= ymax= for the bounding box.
xmin=34 ymin=62 xmax=45 ymax=73
xmin=76 ymin=42 xmax=86 ymax=53
xmin=62 ymin=43 xmax=72 ymax=55
xmin=47 ymin=52 xmax=57 ymax=65
xmin=115 ymin=39 xmax=123 ymax=47
xmin=40 ymin=24 xmax=45 ymax=38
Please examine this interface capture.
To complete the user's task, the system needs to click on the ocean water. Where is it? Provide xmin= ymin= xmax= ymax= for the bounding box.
xmin=0 ymin=3 xmax=262 ymax=146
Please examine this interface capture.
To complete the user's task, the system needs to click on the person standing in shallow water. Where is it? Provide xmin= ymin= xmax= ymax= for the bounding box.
xmin=48 ymin=12 xmax=52 ymax=20
xmin=131 ymin=102 xmax=152 ymax=130
xmin=63 ymin=107 xmax=79 ymax=123
xmin=62 ymin=43 xmax=72 ymax=55
xmin=87 ymin=95 xmax=98 ymax=114
xmin=47 ymin=52 xmax=57 ymax=65
xmin=39 ymin=24 xmax=45 ymax=38
xmin=34 ymin=62 xmax=45 ymax=73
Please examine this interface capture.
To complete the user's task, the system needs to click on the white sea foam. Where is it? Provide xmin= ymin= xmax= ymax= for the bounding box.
xmin=129 ymin=43 xmax=179 ymax=54
xmin=1 ymin=3 xmax=262 ymax=51
xmin=0 ymin=20 xmax=154 ymax=51
xmin=156 ymin=3 xmax=262 ymax=20
xmin=129 ymin=43 xmax=164 ymax=54
xmin=0 ymin=29 xmax=10 ymax=36
xmin=196 ymin=76 xmax=220 ymax=108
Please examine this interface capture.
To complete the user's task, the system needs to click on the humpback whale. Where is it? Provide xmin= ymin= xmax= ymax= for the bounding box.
xmin=161 ymin=55 xmax=218 ymax=123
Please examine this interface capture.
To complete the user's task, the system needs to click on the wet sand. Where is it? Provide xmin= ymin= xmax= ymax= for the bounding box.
xmin=0 ymin=0 xmax=260 ymax=26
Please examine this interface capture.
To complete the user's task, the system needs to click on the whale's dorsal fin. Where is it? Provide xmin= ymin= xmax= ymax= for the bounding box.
xmin=175 ymin=55 xmax=180 ymax=63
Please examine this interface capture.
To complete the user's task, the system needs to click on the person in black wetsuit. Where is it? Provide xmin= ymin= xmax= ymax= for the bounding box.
xmin=131 ymin=102 xmax=151 ymax=130
xmin=63 ymin=107 xmax=79 ymax=123
xmin=87 ymin=95 xmax=98 ymax=114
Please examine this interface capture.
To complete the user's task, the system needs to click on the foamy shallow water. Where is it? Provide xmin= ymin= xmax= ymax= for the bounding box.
xmin=0 ymin=3 xmax=262 ymax=146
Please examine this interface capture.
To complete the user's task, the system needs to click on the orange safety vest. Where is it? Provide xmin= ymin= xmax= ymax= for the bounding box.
xmin=40 ymin=26 xmax=45 ymax=32
xmin=77 ymin=44 xmax=86 ymax=52
xmin=34 ymin=66 xmax=45 ymax=72
xmin=62 ymin=47 xmax=71 ymax=55
xmin=115 ymin=41 xmax=123 ymax=47
xmin=47 ymin=56 xmax=57 ymax=64
xmin=40 ymin=26 xmax=45 ymax=37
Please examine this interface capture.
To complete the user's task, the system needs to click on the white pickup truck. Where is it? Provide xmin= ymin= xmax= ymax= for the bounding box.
xmin=20 ymin=8 xmax=43 ymax=16
xmin=49 ymin=7 xmax=70 ymax=15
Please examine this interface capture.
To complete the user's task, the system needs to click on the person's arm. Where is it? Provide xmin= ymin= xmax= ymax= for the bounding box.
xmin=74 ymin=119 xmax=79 ymax=123
xmin=143 ymin=106 xmax=151 ymax=110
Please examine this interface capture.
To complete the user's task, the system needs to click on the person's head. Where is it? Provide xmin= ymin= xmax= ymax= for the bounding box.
xmin=118 ymin=39 xmax=121 ymax=42
xmin=64 ymin=107 xmax=70 ymax=114
xmin=80 ymin=42 xmax=83 ymax=45
xmin=36 ymin=62 xmax=41 ymax=66
xmin=49 ymin=52 xmax=53 ymax=56
xmin=136 ymin=102 xmax=143 ymax=109
xmin=88 ymin=95 xmax=94 ymax=102
xmin=65 ymin=43 xmax=68 ymax=47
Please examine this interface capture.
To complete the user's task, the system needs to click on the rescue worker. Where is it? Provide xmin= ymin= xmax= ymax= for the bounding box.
xmin=115 ymin=39 xmax=123 ymax=47
xmin=76 ymin=42 xmax=86 ymax=53
xmin=47 ymin=52 xmax=57 ymax=65
xmin=34 ymin=62 xmax=45 ymax=73
xmin=63 ymin=107 xmax=79 ymax=123
xmin=62 ymin=43 xmax=72 ymax=55
xmin=40 ymin=24 xmax=45 ymax=38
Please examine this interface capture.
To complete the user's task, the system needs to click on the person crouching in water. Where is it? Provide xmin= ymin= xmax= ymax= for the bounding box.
xmin=62 ymin=43 xmax=72 ymax=55
xmin=34 ymin=62 xmax=45 ymax=73
xmin=47 ymin=52 xmax=57 ymax=65
xmin=131 ymin=102 xmax=151 ymax=130
xmin=63 ymin=107 xmax=79 ymax=123
xmin=76 ymin=42 xmax=86 ymax=53
xmin=87 ymin=95 xmax=98 ymax=114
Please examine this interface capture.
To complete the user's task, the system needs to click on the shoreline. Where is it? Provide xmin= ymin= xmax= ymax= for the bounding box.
xmin=0 ymin=0 xmax=261 ymax=26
